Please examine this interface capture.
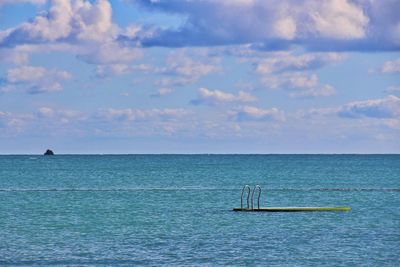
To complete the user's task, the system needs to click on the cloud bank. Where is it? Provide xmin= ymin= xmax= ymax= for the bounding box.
xmin=4 ymin=65 xmax=72 ymax=94
xmin=126 ymin=0 xmax=400 ymax=51
xmin=233 ymin=106 xmax=285 ymax=122
xmin=338 ymin=95 xmax=400 ymax=119
xmin=191 ymin=88 xmax=256 ymax=106
xmin=1 ymin=0 xmax=116 ymax=46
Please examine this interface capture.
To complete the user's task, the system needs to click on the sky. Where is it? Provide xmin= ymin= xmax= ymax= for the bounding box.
xmin=0 ymin=0 xmax=399 ymax=154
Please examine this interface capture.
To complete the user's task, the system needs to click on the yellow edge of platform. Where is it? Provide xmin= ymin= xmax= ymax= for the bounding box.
xmin=233 ymin=207 xmax=351 ymax=212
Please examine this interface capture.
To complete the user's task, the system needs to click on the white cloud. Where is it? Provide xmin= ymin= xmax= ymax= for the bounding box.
xmin=123 ymin=24 xmax=142 ymax=38
xmin=78 ymin=42 xmax=143 ymax=65
xmin=0 ymin=0 xmax=117 ymax=46
xmin=191 ymin=88 xmax=256 ymax=106
xmin=306 ymin=95 xmax=400 ymax=119
xmin=0 ymin=107 xmax=87 ymax=137
xmin=129 ymin=0 xmax=378 ymax=50
xmin=0 ymin=107 xmax=191 ymax=138
xmin=6 ymin=66 xmax=71 ymax=83
xmin=0 ymin=0 xmax=46 ymax=5
xmin=82 ymin=47 xmax=217 ymax=80
xmin=261 ymin=72 xmax=336 ymax=98
xmin=37 ymin=106 xmax=84 ymax=123
xmin=0 ymin=49 xmax=29 ymax=65
xmin=338 ymin=95 xmax=400 ymax=119
xmin=131 ymin=50 xmax=221 ymax=86
xmin=290 ymin=84 xmax=336 ymax=98
xmin=0 ymin=110 xmax=34 ymax=133
xmin=8 ymin=66 xmax=47 ymax=83
xmin=96 ymin=108 xmax=188 ymax=122
xmin=307 ymin=0 xmax=368 ymax=39
xmin=5 ymin=65 xmax=72 ymax=94
xmin=150 ymin=88 xmax=174 ymax=97
xmin=249 ymin=51 xmax=340 ymax=98
xmin=161 ymin=50 xmax=221 ymax=80
xmin=2 ymin=0 xmax=400 ymax=52
xmin=27 ymin=82 xmax=63 ymax=94
xmin=0 ymin=0 xmax=144 ymax=79
xmin=95 ymin=64 xmax=131 ymax=78
xmin=381 ymin=59 xmax=400 ymax=73
xmin=37 ymin=107 xmax=54 ymax=118
xmin=154 ymin=77 xmax=195 ymax=87
xmin=83 ymin=43 xmax=143 ymax=77
xmin=254 ymin=52 xmax=344 ymax=74
xmin=233 ymin=106 xmax=285 ymax=121
xmin=5 ymin=42 xmax=86 ymax=56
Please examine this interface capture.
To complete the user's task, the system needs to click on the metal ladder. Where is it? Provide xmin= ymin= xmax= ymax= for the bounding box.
xmin=240 ymin=185 xmax=262 ymax=210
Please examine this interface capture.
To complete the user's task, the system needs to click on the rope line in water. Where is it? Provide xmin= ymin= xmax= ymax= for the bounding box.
xmin=0 ymin=188 xmax=399 ymax=192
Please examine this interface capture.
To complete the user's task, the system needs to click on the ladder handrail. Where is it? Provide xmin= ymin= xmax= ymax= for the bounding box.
xmin=241 ymin=185 xmax=251 ymax=209
xmin=251 ymin=185 xmax=262 ymax=210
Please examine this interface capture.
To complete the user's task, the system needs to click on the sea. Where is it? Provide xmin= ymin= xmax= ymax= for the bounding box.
xmin=0 ymin=154 xmax=399 ymax=266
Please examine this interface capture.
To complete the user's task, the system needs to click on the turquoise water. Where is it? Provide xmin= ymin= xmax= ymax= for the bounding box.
xmin=1 ymin=155 xmax=399 ymax=266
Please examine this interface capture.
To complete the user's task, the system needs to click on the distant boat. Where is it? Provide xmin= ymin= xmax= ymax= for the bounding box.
xmin=44 ymin=149 xmax=54 ymax=156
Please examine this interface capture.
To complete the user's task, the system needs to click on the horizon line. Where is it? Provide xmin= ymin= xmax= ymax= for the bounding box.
xmin=1 ymin=153 xmax=399 ymax=156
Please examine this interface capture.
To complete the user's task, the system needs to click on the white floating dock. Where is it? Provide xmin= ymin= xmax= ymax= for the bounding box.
xmin=233 ymin=206 xmax=351 ymax=212
xmin=234 ymin=185 xmax=351 ymax=212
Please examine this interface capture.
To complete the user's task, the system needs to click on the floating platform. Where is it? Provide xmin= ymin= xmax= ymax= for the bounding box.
xmin=233 ymin=206 xmax=351 ymax=212
xmin=234 ymin=185 xmax=351 ymax=212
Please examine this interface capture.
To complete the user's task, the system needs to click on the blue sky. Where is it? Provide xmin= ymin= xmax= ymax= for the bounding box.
xmin=0 ymin=0 xmax=399 ymax=154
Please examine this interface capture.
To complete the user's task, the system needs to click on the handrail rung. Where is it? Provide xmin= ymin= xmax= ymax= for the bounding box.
xmin=251 ymin=185 xmax=262 ymax=210
xmin=240 ymin=185 xmax=251 ymax=209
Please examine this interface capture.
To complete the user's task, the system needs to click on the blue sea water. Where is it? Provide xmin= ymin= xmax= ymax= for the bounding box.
xmin=0 ymin=155 xmax=399 ymax=266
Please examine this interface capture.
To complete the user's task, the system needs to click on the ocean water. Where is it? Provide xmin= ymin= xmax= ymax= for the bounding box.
xmin=0 ymin=155 xmax=399 ymax=266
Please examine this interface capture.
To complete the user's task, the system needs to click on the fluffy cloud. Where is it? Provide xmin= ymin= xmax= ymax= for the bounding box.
xmin=261 ymin=72 xmax=336 ymax=98
xmin=2 ymin=0 xmax=400 ymax=52
xmin=0 ymin=106 xmax=90 ymax=138
xmin=381 ymin=59 xmax=400 ymax=73
xmin=248 ymin=51 xmax=339 ymax=98
xmin=126 ymin=0 xmax=400 ymax=51
xmin=0 ymin=49 xmax=29 ymax=65
xmin=96 ymin=108 xmax=188 ymax=122
xmin=1 ymin=106 xmax=192 ymax=138
xmin=95 ymin=64 xmax=131 ymax=78
xmin=5 ymin=65 xmax=72 ymax=94
xmin=130 ymin=0 xmax=368 ymax=44
xmin=254 ymin=52 xmax=344 ymax=74
xmin=338 ymin=95 xmax=400 ymax=119
xmin=0 ymin=0 xmax=117 ymax=46
xmin=78 ymin=42 xmax=142 ymax=65
xmin=158 ymin=50 xmax=221 ymax=84
xmin=131 ymin=50 xmax=221 ymax=86
xmin=150 ymin=88 xmax=174 ymax=97
xmin=307 ymin=0 xmax=367 ymax=39
xmin=0 ymin=110 xmax=34 ymax=133
xmin=37 ymin=106 xmax=84 ymax=123
xmin=306 ymin=95 xmax=400 ymax=119
xmin=77 ymin=38 xmax=143 ymax=78
xmin=191 ymin=88 xmax=256 ymax=106
xmin=232 ymin=106 xmax=285 ymax=121
xmin=0 ymin=1 xmax=144 ymax=78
